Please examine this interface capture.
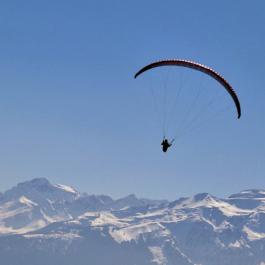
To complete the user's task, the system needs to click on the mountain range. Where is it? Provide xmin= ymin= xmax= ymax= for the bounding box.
xmin=0 ymin=178 xmax=264 ymax=265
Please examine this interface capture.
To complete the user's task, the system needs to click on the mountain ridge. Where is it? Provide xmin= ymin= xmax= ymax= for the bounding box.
xmin=0 ymin=178 xmax=264 ymax=265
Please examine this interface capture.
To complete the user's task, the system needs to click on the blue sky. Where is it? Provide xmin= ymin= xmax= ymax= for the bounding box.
xmin=0 ymin=1 xmax=264 ymax=199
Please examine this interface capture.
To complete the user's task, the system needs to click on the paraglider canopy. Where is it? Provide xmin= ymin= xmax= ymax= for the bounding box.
xmin=135 ymin=59 xmax=241 ymax=119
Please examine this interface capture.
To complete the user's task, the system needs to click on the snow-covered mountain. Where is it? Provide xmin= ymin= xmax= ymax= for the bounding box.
xmin=0 ymin=178 xmax=264 ymax=265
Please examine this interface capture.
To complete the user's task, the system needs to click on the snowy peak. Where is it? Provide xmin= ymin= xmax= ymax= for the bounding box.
xmin=169 ymin=193 xmax=219 ymax=210
xmin=2 ymin=178 xmax=79 ymax=203
xmin=229 ymin=189 xmax=265 ymax=199
xmin=192 ymin=192 xmax=214 ymax=202
xmin=13 ymin=178 xmax=77 ymax=195
xmin=111 ymin=194 xmax=166 ymax=210
xmin=15 ymin=178 xmax=53 ymax=192
xmin=0 ymin=179 xmax=82 ymax=234
xmin=227 ymin=189 xmax=265 ymax=210
xmin=113 ymin=194 xmax=141 ymax=209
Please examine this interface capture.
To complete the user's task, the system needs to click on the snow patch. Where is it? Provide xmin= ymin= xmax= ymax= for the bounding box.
xmin=19 ymin=196 xmax=38 ymax=207
xmin=24 ymin=232 xmax=80 ymax=240
xmin=54 ymin=184 xmax=77 ymax=194
xmin=91 ymin=212 xmax=128 ymax=227
xmin=228 ymin=240 xmax=243 ymax=248
xmin=110 ymin=222 xmax=169 ymax=243
xmin=0 ymin=219 xmax=48 ymax=235
xmin=243 ymin=226 xmax=265 ymax=241
xmin=149 ymin=246 xmax=167 ymax=265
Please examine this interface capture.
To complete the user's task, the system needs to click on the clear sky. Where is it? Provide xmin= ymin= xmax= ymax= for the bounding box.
xmin=0 ymin=0 xmax=264 ymax=199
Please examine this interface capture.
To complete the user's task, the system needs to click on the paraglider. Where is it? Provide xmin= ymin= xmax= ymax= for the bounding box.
xmin=161 ymin=138 xmax=174 ymax=152
xmin=134 ymin=59 xmax=241 ymax=152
